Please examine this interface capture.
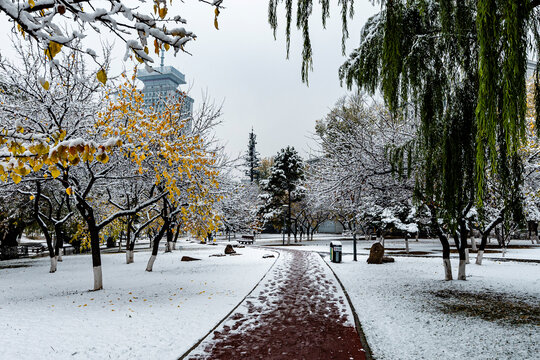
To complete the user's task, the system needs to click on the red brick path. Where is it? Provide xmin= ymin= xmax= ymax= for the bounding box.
xmin=187 ymin=249 xmax=367 ymax=360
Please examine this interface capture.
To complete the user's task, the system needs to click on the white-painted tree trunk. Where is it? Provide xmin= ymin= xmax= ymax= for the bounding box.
xmin=465 ymin=249 xmax=470 ymax=264
xmin=172 ymin=242 xmax=176 ymax=250
xmin=126 ymin=250 xmax=134 ymax=264
xmin=476 ymin=250 xmax=484 ymax=265
xmin=457 ymin=260 xmax=466 ymax=280
xmin=443 ymin=258 xmax=453 ymax=281
xmin=93 ymin=266 xmax=103 ymax=290
xmin=415 ymin=232 xmax=419 ymax=242
xmin=471 ymin=238 xmax=477 ymax=252
xmin=49 ymin=257 xmax=57 ymax=273
xmin=405 ymin=237 xmax=409 ymax=255
xmin=287 ymin=233 xmax=291 ymax=246
xmin=167 ymin=241 xmax=173 ymax=252
xmin=146 ymin=255 xmax=156 ymax=272
xmin=57 ymin=252 xmax=62 ymax=262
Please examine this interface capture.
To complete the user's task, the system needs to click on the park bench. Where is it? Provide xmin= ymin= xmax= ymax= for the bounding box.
xmin=238 ymin=235 xmax=255 ymax=245
xmin=29 ymin=244 xmax=46 ymax=254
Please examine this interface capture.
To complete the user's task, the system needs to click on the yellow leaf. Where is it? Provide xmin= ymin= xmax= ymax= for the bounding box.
xmin=159 ymin=7 xmax=167 ymax=19
xmin=11 ymin=173 xmax=22 ymax=184
xmin=97 ymin=153 xmax=109 ymax=164
xmin=66 ymin=187 xmax=73 ymax=196
xmin=49 ymin=166 xmax=60 ymax=179
xmin=45 ymin=41 xmax=63 ymax=60
xmin=164 ymin=43 xmax=170 ymax=51
xmin=41 ymin=80 xmax=50 ymax=91
xmin=29 ymin=0 xmax=35 ymax=8
xmin=29 ymin=195 xmax=35 ymax=200
xmin=97 ymin=69 xmax=107 ymax=85
xmin=144 ymin=46 xmax=149 ymax=55
xmin=214 ymin=17 xmax=219 ymax=30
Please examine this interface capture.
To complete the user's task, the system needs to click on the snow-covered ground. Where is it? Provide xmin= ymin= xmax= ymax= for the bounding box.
xmin=3 ymin=234 xmax=538 ymax=359
xmin=0 ymin=242 xmax=277 ymax=360
xmin=256 ymin=235 xmax=540 ymax=261
xmin=328 ymin=253 xmax=540 ymax=360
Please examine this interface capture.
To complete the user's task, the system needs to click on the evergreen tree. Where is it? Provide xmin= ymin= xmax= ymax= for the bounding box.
xmin=261 ymin=146 xmax=305 ymax=244
xmin=244 ymin=129 xmax=261 ymax=183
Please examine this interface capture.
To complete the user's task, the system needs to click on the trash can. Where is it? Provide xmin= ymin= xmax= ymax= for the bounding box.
xmin=330 ymin=241 xmax=342 ymax=263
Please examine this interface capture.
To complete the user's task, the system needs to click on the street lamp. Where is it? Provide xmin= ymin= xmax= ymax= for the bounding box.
xmin=282 ymin=204 xmax=288 ymax=246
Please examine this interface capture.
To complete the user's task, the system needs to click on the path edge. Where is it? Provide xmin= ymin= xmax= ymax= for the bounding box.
xmin=177 ymin=248 xmax=281 ymax=360
xmin=319 ymin=253 xmax=375 ymax=360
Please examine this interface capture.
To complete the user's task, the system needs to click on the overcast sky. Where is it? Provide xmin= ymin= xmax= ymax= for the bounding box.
xmin=0 ymin=1 xmax=378 ymax=162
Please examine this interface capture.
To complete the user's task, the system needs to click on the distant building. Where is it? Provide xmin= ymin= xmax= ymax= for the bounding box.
xmin=527 ymin=59 xmax=537 ymax=78
xmin=137 ymin=56 xmax=194 ymax=131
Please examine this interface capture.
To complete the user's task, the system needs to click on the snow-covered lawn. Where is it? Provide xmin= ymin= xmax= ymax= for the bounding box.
xmin=328 ymin=253 xmax=540 ymax=360
xmin=0 ymin=243 xmax=276 ymax=360
xmin=257 ymin=235 xmax=540 ymax=261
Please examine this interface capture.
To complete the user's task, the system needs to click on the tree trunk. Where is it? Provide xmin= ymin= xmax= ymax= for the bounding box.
xmin=165 ymin=226 xmax=173 ymax=252
xmin=89 ymin=227 xmax=103 ymax=290
xmin=173 ymin=224 xmax=181 ymax=250
xmin=54 ymin=224 xmax=64 ymax=262
xmin=405 ymin=233 xmax=409 ymax=255
xmin=454 ymin=225 xmax=468 ymax=280
xmin=476 ymin=250 xmax=484 ymax=265
xmin=353 ymin=232 xmax=357 ymax=261
xmin=471 ymin=237 xmax=477 ymax=252
xmin=441 ymin=235 xmax=452 ymax=281
xmin=146 ymin=222 xmax=168 ymax=272
xmin=50 ymin=256 xmax=57 ymax=273
xmin=477 ymin=216 xmax=503 ymax=265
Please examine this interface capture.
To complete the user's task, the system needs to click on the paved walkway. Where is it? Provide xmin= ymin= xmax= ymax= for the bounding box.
xmin=187 ymin=249 xmax=367 ymax=360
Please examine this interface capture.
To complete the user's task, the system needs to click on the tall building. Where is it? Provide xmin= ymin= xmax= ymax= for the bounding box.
xmin=527 ymin=59 xmax=537 ymax=78
xmin=137 ymin=55 xmax=194 ymax=130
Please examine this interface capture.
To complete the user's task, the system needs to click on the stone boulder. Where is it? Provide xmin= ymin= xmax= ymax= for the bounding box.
xmin=367 ymin=242 xmax=384 ymax=264
xmin=224 ymin=244 xmax=236 ymax=255
xmin=181 ymin=256 xmax=201 ymax=262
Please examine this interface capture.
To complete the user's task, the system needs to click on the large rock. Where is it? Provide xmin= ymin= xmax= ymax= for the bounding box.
xmin=224 ymin=244 xmax=236 ymax=255
xmin=181 ymin=256 xmax=200 ymax=262
xmin=367 ymin=242 xmax=384 ymax=264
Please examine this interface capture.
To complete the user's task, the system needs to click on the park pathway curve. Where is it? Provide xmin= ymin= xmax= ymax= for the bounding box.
xmin=186 ymin=249 xmax=367 ymax=360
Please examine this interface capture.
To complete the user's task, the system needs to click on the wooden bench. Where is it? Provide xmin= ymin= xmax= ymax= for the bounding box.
xmin=238 ymin=235 xmax=255 ymax=245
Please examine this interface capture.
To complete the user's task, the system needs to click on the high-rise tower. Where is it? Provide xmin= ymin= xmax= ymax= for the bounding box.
xmin=137 ymin=54 xmax=194 ymax=127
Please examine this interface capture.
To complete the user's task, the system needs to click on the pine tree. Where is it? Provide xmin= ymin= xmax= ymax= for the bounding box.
xmin=262 ymin=146 xmax=305 ymax=245
xmin=244 ymin=128 xmax=261 ymax=183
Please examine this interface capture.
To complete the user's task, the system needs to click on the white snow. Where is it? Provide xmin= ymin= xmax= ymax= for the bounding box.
xmin=328 ymin=254 xmax=540 ymax=360
xmin=0 ymin=244 xmax=276 ymax=359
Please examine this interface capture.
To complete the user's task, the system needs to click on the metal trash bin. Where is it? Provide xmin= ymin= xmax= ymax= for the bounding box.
xmin=330 ymin=241 xmax=342 ymax=263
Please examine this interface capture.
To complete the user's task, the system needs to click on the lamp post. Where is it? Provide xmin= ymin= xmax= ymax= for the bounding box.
xmin=282 ymin=204 xmax=288 ymax=246
xmin=353 ymin=223 xmax=358 ymax=262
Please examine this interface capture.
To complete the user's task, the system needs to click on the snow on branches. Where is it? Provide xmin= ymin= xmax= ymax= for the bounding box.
xmin=0 ymin=0 xmax=223 ymax=78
